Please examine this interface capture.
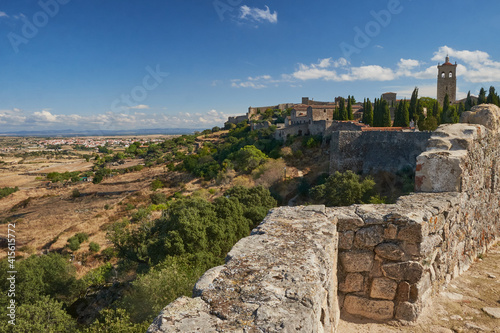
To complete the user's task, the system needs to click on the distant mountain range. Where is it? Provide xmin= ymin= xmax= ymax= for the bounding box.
xmin=0 ymin=128 xmax=205 ymax=137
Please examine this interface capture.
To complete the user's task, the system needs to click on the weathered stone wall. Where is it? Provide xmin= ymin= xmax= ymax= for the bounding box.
xmin=148 ymin=206 xmax=340 ymax=332
xmin=330 ymin=130 xmax=432 ymax=174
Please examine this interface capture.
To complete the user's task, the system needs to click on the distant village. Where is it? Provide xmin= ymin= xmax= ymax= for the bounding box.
xmin=226 ymin=56 xmax=476 ymax=140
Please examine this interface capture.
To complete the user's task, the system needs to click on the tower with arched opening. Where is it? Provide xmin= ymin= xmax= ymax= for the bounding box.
xmin=437 ymin=55 xmax=457 ymax=106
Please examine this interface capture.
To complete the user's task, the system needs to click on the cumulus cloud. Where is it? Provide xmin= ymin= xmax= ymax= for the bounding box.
xmin=239 ymin=5 xmax=277 ymax=24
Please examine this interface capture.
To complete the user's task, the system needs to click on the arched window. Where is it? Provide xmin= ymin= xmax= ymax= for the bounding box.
xmin=449 ymin=72 xmax=453 ymax=78
xmin=441 ymin=72 xmax=445 ymax=78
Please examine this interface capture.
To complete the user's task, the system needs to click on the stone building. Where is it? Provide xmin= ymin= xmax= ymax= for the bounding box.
xmin=437 ymin=56 xmax=457 ymax=106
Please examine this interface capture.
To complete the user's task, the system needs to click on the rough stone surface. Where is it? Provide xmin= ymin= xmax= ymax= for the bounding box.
xmin=370 ymin=278 xmax=398 ymax=300
xmin=460 ymin=103 xmax=500 ymax=133
xmin=339 ymin=231 xmax=354 ymax=250
xmin=339 ymin=251 xmax=374 ymax=272
xmin=354 ymin=226 xmax=384 ymax=248
xmin=343 ymin=295 xmax=394 ymax=321
xmin=382 ymin=262 xmax=424 ymax=284
xmin=394 ymin=301 xmax=420 ymax=321
xmin=483 ymin=307 xmax=500 ymax=319
xmin=375 ymin=243 xmax=405 ymax=261
xmin=339 ymin=273 xmax=364 ymax=293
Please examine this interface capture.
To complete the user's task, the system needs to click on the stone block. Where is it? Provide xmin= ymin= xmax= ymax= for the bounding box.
xmin=339 ymin=252 xmax=374 ymax=273
xmin=398 ymin=223 xmax=424 ymax=243
xmin=370 ymin=278 xmax=398 ymax=300
xmin=339 ymin=273 xmax=364 ymax=293
xmin=354 ymin=226 xmax=384 ymax=248
xmin=343 ymin=295 xmax=394 ymax=321
xmin=336 ymin=213 xmax=364 ymax=232
xmin=375 ymin=243 xmax=404 ymax=261
xmin=384 ymin=224 xmax=398 ymax=239
xmin=382 ymin=261 xmax=424 ymax=284
xmin=339 ymin=231 xmax=354 ymax=250
xmin=395 ymin=301 xmax=420 ymax=321
xmin=395 ymin=281 xmax=410 ymax=302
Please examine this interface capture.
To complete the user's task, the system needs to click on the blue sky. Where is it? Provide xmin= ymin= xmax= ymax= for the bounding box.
xmin=1 ymin=0 xmax=500 ymax=132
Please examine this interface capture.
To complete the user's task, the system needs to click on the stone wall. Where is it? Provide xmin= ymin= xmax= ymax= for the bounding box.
xmin=149 ymin=106 xmax=500 ymax=332
xmin=330 ymin=130 xmax=432 ymax=174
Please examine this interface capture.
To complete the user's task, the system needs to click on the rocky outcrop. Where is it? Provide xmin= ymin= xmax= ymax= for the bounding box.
xmin=148 ymin=206 xmax=340 ymax=332
xmin=460 ymin=103 xmax=500 ymax=133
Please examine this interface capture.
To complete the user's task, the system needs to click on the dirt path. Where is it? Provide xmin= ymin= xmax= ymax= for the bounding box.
xmin=339 ymin=243 xmax=500 ymax=332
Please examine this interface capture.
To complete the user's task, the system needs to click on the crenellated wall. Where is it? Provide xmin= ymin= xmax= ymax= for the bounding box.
xmin=149 ymin=105 xmax=500 ymax=332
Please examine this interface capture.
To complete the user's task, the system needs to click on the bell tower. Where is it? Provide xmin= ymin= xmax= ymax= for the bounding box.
xmin=437 ymin=55 xmax=457 ymax=106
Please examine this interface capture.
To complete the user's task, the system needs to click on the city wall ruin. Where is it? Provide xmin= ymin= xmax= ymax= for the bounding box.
xmin=148 ymin=105 xmax=500 ymax=332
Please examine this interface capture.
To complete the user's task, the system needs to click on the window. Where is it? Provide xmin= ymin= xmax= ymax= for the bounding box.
xmin=441 ymin=72 xmax=445 ymax=78
xmin=449 ymin=72 xmax=453 ymax=78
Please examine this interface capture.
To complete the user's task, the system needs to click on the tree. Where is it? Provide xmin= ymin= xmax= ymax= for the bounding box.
xmin=432 ymin=100 xmax=441 ymax=122
xmin=230 ymin=145 xmax=267 ymax=173
xmin=338 ymin=97 xmax=347 ymax=120
xmin=409 ymin=87 xmax=419 ymax=121
xmin=347 ymin=95 xmax=354 ymax=120
xmin=465 ymin=90 xmax=474 ymax=111
xmin=393 ymin=99 xmax=409 ymax=127
xmin=12 ymin=296 xmax=77 ymax=333
xmin=374 ymin=99 xmax=392 ymax=127
xmin=441 ymin=93 xmax=450 ymax=123
xmin=478 ymin=87 xmax=486 ymax=104
xmin=487 ymin=86 xmax=499 ymax=106
xmin=309 ymin=170 xmax=376 ymax=207
xmin=362 ymin=98 xmax=373 ymax=126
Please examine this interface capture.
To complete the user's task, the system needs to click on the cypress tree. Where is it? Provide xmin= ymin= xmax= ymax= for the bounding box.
xmin=338 ymin=97 xmax=347 ymax=120
xmin=478 ymin=88 xmax=486 ymax=104
xmin=441 ymin=94 xmax=451 ymax=123
xmin=347 ymin=95 xmax=353 ymax=120
xmin=381 ymin=99 xmax=392 ymax=127
xmin=363 ymin=98 xmax=373 ymax=126
xmin=393 ymin=100 xmax=403 ymax=127
xmin=487 ymin=86 xmax=499 ymax=106
xmin=409 ymin=87 xmax=419 ymax=121
xmin=465 ymin=91 xmax=473 ymax=111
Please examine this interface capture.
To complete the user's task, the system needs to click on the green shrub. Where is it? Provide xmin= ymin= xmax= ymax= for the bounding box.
xmin=72 ymin=189 xmax=80 ymax=198
xmin=75 ymin=232 xmax=89 ymax=243
xmin=126 ymin=203 xmax=135 ymax=211
xmin=89 ymin=242 xmax=100 ymax=253
xmin=67 ymin=237 xmax=81 ymax=251
xmin=150 ymin=192 xmax=167 ymax=205
xmin=151 ymin=179 xmax=164 ymax=191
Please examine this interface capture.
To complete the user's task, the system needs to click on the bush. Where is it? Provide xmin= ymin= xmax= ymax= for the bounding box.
xmin=150 ymin=192 xmax=168 ymax=205
xmin=310 ymin=170 xmax=376 ymax=207
xmin=72 ymin=189 xmax=80 ymax=198
xmin=89 ymin=242 xmax=100 ymax=253
xmin=67 ymin=237 xmax=81 ymax=251
xmin=0 ymin=186 xmax=19 ymax=199
xmin=126 ymin=203 xmax=135 ymax=211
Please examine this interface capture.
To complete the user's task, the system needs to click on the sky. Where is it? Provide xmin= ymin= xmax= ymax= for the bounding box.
xmin=1 ymin=0 xmax=500 ymax=133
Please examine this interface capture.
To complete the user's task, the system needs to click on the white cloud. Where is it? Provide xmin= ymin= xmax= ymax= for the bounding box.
xmin=33 ymin=110 xmax=59 ymax=122
xmin=431 ymin=46 xmax=500 ymax=82
xmin=239 ymin=5 xmax=277 ymax=24
xmin=0 ymin=109 xmax=26 ymax=125
xmin=0 ymin=11 xmax=8 ymax=18
xmin=129 ymin=104 xmax=149 ymax=109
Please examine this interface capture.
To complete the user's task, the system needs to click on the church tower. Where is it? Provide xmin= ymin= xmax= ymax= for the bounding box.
xmin=437 ymin=56 xmax=457 ymax=106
